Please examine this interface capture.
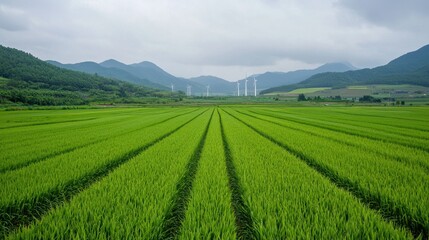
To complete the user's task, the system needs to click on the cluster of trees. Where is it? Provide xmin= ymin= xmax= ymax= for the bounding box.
xmin=297 ymin=94 xmax=407 ymax=105
xmin=358 ymin=95 xmax=381 ymax=103
xmin=297 ymin=94 xmax=343 ymax=102
xmin=0 ymin=45 xmax=183 ymax=105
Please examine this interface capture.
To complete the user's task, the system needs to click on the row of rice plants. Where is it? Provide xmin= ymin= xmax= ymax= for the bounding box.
xmin=311 ymin=107 xmax=429 ymax=130
xmin=252 ymin=108 xmax=429 ymax=152
xmin=178 ymin=109 xmax=237 ymax=239
xmin=0 ymin=107 xmax=146 ymax=129
xmin=290 ymin=108 xmax=429 ymax=140
xmin=9 ymin=109 xmax=213 ymax=239
xmin=257 ymin=106 xmax=429 ymax=140
xmin=218 ymin=109 xmax=412 ymax=239
xmin=0 ymin=108 xmax=196 ymax=172
xmin=0 ymin=107 xmax=175 ymax=145
xmin=0 ymin=109 xmax=206 ymax=236
xmin=325 ymin=110 xmax=429 ymax=134
xmin=225 ymin=108 xmax=429 ymax=237
xmin=239 ymin=108 xmax=429 ymax=173
xmin=265 ymin=106 xmax=429 ymax=132
xmin=334 ymin=107 xmax=429 ymax=123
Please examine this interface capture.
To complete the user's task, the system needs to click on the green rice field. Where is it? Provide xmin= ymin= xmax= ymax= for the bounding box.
xmin=1 ymin=106 xmax=428 ymax=239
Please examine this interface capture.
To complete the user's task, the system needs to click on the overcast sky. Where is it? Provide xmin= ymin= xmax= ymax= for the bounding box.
xmin=1 ymin=0 xmax=428 ymax=81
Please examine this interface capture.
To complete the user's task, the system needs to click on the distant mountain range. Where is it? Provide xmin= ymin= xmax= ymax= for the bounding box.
xmin=46 ymin=60 xmax=167 ymax=90
xmin=48 ymin=59 xmax=211 ymax=95
xmin=261 ymin=44 xmax=429 ymax=94
xmin=0 ymin=45 xmax=169 ymax=105
xmin=4 ymin=43 xmax=427 ymax=105
xmin=48 ymin=59 xmax=356 ymax=95
xmin=239 ymin=62 xmax=356 ymax=92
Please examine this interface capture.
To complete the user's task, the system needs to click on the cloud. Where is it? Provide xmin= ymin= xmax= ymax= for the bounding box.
xmin=336 ymin=0 xmax=429 ymax=31
xmin=0 ymin=0 xmax=428 ymax=80
xmin=0 ymin=5 xmax=30 ymax=31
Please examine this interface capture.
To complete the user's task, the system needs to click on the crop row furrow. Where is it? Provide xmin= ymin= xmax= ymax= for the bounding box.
xmin=219 ymin=108 xmax=412 ymax=239
xmin=0 ymin=108 xmax=199 ymax=173
xmin=161 ymin=109 xmax=214 ymax=239
xmin=0 ymin=117 xmax=97 ymax=129
xmin=252 ymin=109 xmax=429 ymax=152
xmin=0 ymin=114 xmax=131 ymax=146
xmin=0 ymin=109 xmax=207 ymax=237
xmin=178 ymin=109 xmax=237 ymax=239
xmin=268 ymin=107 xmax=429 ymax=133
xmin=331 ymin=109 xmax=429 ymax=125
xmin=218 ymin=110 xmax=256 ymax=240
xmin=0 ymin=108 xmax=180 ymax=146
xmin=237 ymin=109 xmax=429 ymax=174
xmin=312 ymin=113 xmax=429 ymax=139
xmin=9 ymin=109 xmax=213 ymax=239
xmin=224 ymin=108 xmax=428 ymax=238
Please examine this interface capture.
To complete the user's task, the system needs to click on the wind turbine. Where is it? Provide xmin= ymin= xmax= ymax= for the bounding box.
xmin=206 ymin=85 xmax=210 ymax=97
xmin=171 ymin=83 xmax=174 ymax=93
xmin=254 ymin=77 xmax=257 ymax=96
xmin=186 ymin=85 xmax=192 ymax=96
xmin=245 ymin=74 xmax=248 ymax=96
xmin=237 ymin=81 xmax=240 ymax=96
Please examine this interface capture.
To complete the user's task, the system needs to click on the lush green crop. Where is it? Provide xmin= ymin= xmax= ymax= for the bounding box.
xmin=250 ymin=107 xmax=429 ymax=151
xmin=237 ymin=108 xmax=429 ymax=173
xmin=0 ymin=108 xmax=197 ymax=172
xmin=0 ymin=108 xmax=206 ymax=235
xmin=219 ymin=109 xmax=412 ymax=239
xmin=1 ymin=105 xmax=428 ymax=238
xmin=178 ymin=110 xmax=236 ymax=239
xmin=9 ymin=109 xmax=213 ymax=239
xmin=224 ymin=107 xmax=429 ymax=238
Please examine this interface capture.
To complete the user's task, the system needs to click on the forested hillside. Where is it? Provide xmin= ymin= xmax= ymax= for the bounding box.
xmin=0 ymin=45 xmax=175 ymax=105
xmin=261 ymin=45 xmax=429 ymax=94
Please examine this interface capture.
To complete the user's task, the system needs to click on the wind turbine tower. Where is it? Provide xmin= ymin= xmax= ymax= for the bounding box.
xmin=206 ymin=85 xmax=210 ymax=97
xmin=186 ymin=85 xmax=192 ymax=96
xmin=171 ymin=83 xmax=174 ymax=93
xmin=245 ymin=75 xmax=248 ymax=96
xmin=237 ymin=81 xmax=240 ymax=96
xmin=254 ymin=77 xmax=257 ymax=96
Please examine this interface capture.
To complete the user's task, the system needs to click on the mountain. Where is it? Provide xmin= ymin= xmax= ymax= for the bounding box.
xmin=47 ymin=58 xmax=356 ymax=96
xmin=49 ymin=59 xmax=209 ymax=95
xmin=47 ymin=60 xmax=167 ymax=90
xmin=0 ymin=45 xmax=168 ymax=105
xmin=239 ymin=62 xmax=356 ymax=92
xmin=188 ymin=76 xmax=235 ymax=95
xmin=261 ymin=44 xmax=429 ymax=94
xmin=100 ymin=60 xmax=207 ymax=95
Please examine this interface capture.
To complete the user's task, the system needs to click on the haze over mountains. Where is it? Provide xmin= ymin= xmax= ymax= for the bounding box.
xmin=48 ymin=59 xmax=356 ymax=95
xmin=262 ymin=44 xmax=429 ymax=94
xmin=2 ymin=43 xmax=428 ymax=103
xmin=0 ymin=45 xmax=166 ymax=105
xmin=238 ymin=62 xmax=356 ymax=92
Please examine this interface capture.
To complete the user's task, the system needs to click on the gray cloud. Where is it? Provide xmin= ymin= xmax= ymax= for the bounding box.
xmin=0 ymin=0 xmax=428 ymax=80
xmin=337 ymin=0 xmax=429 ymax=30
xmin=0 ymin=5 xmax=30 ymax=31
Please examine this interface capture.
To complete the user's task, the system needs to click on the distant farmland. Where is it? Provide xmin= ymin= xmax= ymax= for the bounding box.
xmin=1 ymin=106 xmax=428 ymax=239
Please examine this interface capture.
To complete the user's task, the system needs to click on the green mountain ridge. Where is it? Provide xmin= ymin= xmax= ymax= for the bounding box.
xmin=0 ymin=45 xmax=171 ymax=105
xmin=100 ymin=59 xmax=207 ymax=94
xmin=46 ymin=60 xmax=168 ymax=90
xmin=50 ymin=59 xmax=356 ymax=96
xmin=261 ymin=44 xmax=429 ymax=94
xmin=244 ymin=62 xmax=356 ymax=91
